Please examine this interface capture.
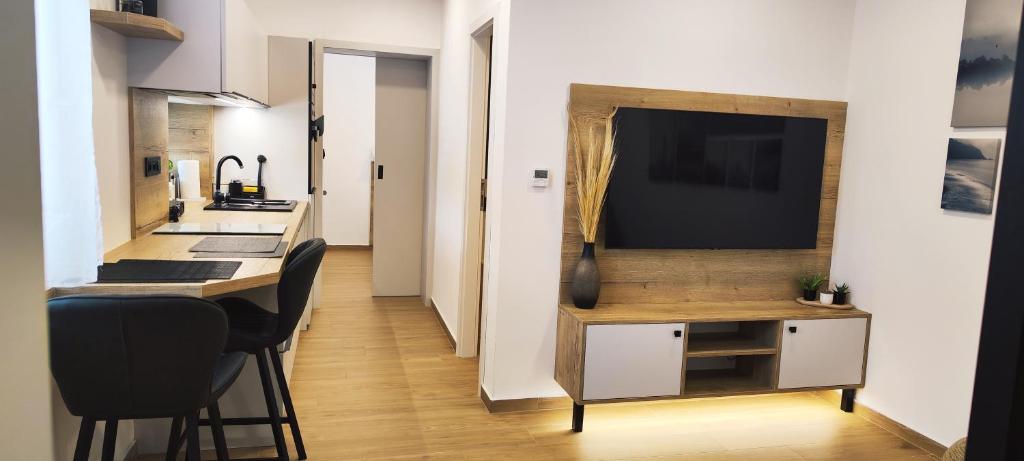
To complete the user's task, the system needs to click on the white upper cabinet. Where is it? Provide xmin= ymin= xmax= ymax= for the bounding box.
xmin=128 ymin=0 xmax=269 ymax=105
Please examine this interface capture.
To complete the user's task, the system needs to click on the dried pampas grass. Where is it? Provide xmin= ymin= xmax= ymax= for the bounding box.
xmin=569 ymin=106 xmax=618 ymax=243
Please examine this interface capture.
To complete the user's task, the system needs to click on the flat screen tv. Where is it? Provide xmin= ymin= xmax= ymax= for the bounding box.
xmin=603 ymin=107 xmax=828 ymax=250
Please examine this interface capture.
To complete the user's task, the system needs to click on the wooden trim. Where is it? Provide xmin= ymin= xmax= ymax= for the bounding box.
xmin=813 ymin=391 xmax=947 ymax=458
xmin=479 ymin=386 xmax=572 ymax=413
xmin=560 ymin=84 xmax=848 ymax=305
xmin=429 ymin=299 xmax=456 ymax=351
xmin=90 ymin=10 xmax=184 ymax=42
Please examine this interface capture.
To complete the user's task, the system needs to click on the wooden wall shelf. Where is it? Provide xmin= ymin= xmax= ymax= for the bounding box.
xmin=90 ymin=10 xmax=184 ymax=42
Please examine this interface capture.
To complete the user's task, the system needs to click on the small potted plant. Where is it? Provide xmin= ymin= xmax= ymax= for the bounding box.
xmin=798 ymin=273 xmax=825 ymax=302
xmin=819 ymin=289 xmax=835 ymax=305
xmin=833 ymin=283 xmax=851 ymax=305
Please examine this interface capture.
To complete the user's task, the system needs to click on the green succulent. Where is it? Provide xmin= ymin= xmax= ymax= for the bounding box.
xmin=833 ymin=283 xmax=851 ymax=295
xmin=798 ymin=273 xmax=826 ymax=291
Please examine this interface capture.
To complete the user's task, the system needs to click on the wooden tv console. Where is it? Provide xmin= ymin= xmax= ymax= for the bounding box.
xmin=555 ymin=301 xmax=871 ymax=432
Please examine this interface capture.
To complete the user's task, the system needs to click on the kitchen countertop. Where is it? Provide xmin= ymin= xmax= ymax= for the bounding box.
xmin=50 ymin=201 xmax=308 ymax=298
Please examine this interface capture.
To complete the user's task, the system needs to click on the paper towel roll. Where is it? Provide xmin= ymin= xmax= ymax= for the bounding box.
xmin=176 ymin=160 xmax=202 ymax=199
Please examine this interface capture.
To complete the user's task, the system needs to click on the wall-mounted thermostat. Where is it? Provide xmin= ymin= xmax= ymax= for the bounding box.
xmin=531 ymin=169 xmax=550 ymax=188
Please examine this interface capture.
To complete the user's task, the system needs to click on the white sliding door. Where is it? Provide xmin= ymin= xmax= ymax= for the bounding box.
xmin=372 ymin=57 xmax=428 ymax=296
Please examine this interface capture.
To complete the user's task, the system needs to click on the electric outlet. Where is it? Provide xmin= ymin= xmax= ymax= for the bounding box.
xmin=144 ymin=156 xmax=161 ymax=177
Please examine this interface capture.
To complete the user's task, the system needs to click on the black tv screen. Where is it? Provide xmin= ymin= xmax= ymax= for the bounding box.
xmin=604 ymin=107 xmax=827 ymax=249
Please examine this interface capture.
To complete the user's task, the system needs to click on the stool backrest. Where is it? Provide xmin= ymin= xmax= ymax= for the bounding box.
xmin=48 ymin=295 xmax=228 ymax=419
xmin=273 ymin=238 xmax=327 ymax=345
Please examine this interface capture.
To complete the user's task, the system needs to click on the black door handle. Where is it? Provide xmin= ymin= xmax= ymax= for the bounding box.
xmin=673 ymin=330 xmax=682 ymax=338
xmin=377 ymin=165 xmax=384 ymax=179
xmin=789 ymin=326 xmax=798 ymax=333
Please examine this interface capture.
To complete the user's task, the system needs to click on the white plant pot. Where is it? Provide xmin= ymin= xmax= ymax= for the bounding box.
xmin=819 ymin=293 xmax=834 ymax=305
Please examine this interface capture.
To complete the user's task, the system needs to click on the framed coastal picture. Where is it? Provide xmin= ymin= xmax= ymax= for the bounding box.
xmin=941 ymin=138 xmax=1002 ymax=214
xmin=951 ymin=0 xmax=1024 ymax=127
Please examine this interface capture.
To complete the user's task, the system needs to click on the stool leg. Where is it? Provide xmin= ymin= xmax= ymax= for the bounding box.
xmin=269 ymin=346 xmax=307 ymax=460
xmin=165 ymin=416 xmax=183 ymax=461
xmin=73 ymin=416 xmax=96 ymax=461
xmin=185 ymin=413 xmax=201 ymax=461
xmin=257 ymin=348 xmax=290 ymax=461
xmin=208 ymin=402 xmax=231 ymax=461
xmin=101 ymin=418 xmax=119 ymax=461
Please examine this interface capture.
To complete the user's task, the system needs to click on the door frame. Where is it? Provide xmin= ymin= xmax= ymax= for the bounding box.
xmin=312 ymin=40 xmax=440 ymax=305
xmin=455 ymin=22 xmax=495 ymax=358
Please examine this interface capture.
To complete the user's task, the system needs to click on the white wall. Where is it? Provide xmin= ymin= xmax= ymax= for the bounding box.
xmin=92 ymin=23 xmax=132 ymax=252
xmin=215 ymin=36 xmax=311 ymax=201
xmin=431 ymin=0 xmax=510 ymax=345
xmin=479 ymin=0 xmax=859 ymax=400
xmin=831 ymin=0 xmax=997 ymax=446
xmin=323 ymin=53 xmax=374 ymax=246
xmin=0 ymin=2 xmax=54 ymax=459
xmin=245 ymin=0 xmax=443 ymax=48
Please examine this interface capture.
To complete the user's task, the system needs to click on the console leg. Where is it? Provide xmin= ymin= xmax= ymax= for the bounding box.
xmin=571 ymin=402 xmax=585 ymax=433
xmin=841 ymin=389 xmax=856 ymax=413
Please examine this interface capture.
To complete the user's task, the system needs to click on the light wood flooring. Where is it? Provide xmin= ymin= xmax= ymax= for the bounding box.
xmin=147 ymin=248 xmax=936 ymax=460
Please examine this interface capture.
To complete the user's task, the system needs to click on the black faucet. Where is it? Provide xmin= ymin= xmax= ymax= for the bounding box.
xmin=214 ymin=155 xmax=244 ymax=204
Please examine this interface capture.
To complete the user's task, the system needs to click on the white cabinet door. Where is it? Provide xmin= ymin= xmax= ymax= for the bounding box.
xmin=582 ymin=323 xmax=685 ymax=400
xmin=778 ymin=318 xmax=868 ymax=389
xmin=223 ymin=0 xmax=269 ymax=104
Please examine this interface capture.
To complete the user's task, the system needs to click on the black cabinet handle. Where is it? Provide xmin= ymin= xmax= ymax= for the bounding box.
xmin=789 ymin=326 xmax=798 ymax=333
xmin=673 ymin=330 xmax=682 ymax=338
xmin=377 ymin=165 xmax=384 ymax=179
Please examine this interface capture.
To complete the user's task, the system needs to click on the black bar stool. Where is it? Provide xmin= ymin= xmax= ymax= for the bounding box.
xmin=48 ymin=295 xmax=248 ymax=461
xmin=212 ymin=238 xmax=326 ymax=461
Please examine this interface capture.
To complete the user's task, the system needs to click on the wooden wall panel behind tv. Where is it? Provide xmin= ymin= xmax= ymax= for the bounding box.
xmin=560 ymin=84 xmax=847 ymax=304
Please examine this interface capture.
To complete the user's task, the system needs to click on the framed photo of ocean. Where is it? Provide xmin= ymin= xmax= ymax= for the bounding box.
xmin=951 ymin=0 xmax=1024 ymax=127
xmin=941 ymin=138 xmax=1002 ymax=214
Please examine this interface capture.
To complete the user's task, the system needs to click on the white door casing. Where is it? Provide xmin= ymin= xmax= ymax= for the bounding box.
xmin=778 ymin=318 xmax=868 ymax=389
xmin=582 ymin=323 xmax=686 ymax=401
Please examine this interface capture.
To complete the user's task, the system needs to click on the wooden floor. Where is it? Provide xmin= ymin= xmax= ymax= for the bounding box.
xmin=148 ymin=248 xmax=936 ymax=460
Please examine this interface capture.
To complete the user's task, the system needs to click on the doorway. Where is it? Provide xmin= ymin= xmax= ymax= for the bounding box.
xmin=313 ymin=43 xmax=437 ymax=299
xmin=456 ymin=24 xmax=494 ymax=358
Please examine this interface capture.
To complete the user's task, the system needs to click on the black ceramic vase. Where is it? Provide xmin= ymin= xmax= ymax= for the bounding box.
xmin=571 ymin=242 xmax=600 ymax=309
xmin=834 ymin=293 xmax=848 ymax=305
xmin=802 ymin=289 xmax=817 ymax=302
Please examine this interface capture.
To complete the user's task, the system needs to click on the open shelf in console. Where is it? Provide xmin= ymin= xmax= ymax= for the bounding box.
xmin=687 ymin=320 xmax=780 ymax=358
xmin=684 ymin=355 xmax=777 ymax=397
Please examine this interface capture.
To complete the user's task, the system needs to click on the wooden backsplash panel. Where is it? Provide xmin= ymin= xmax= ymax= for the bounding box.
xmin=168 ymin=103 xmax=214 ymax=199
xmin=559 ymin=84 xmax=847 ymax=304
xmin=129 ymin=89 xmax=169 ymax=237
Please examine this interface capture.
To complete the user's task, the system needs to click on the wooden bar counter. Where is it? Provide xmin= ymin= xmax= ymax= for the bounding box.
xmin=50 ymin=201 xmax=308 ymax=299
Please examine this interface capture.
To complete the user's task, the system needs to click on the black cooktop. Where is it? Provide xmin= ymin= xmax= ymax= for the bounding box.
xmin=204 ymin=199 xmax=298 ymax=212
